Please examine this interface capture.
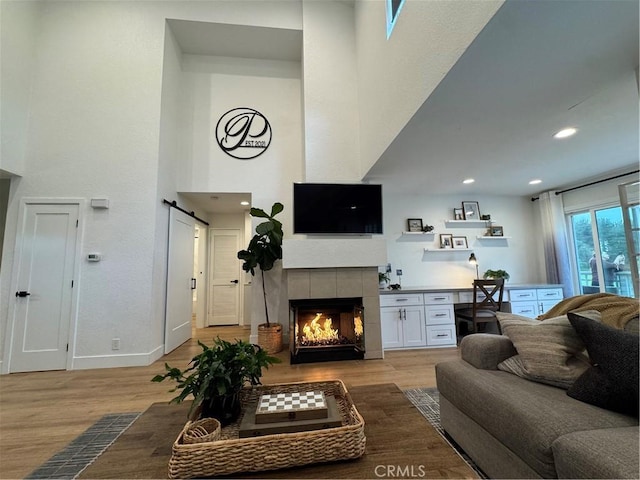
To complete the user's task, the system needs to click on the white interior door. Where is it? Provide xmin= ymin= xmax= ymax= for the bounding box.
xmin=165 ymin=208 xmax=195 ymax=353
xmin=208 ymin=229 xmax=241 ymax=326
xmin=8 ymin=202 xmax=79 ymax=373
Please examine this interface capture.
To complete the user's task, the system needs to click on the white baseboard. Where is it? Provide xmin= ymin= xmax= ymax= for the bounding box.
xmin=71 ymin=345 xmax=164 ymax=370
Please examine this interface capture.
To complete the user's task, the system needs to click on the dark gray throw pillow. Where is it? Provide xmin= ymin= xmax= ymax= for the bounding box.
xmin=567 ymin=312 xmax=639 ymax=416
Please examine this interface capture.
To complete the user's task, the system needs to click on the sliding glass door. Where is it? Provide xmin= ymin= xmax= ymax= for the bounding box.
xmin=570 ymin=206 xmax=633 ymax=297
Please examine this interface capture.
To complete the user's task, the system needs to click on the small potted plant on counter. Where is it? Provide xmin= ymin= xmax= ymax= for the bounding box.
xmin=483 ymin=269 xmax=510 ymax=281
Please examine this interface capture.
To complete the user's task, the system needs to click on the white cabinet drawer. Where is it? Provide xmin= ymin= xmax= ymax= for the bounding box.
xmin=458 ymin=291 xmax=503 ymax=303
xmin=426 ymin=325 xmax=456 ymax=346
xmin=510 ymin=302 xmax=538 ymax=318
xmin=540 ymin=299 xmax=562 ymax=315
xmin=509 ymin=289 xmax=537 ymax=301
xmin=425 ymin=305 xmax=454 ymax=325
xmin=537 ymin=288 xmax=563 ymax=301
xmin=424 ymin=292 xmax=453 ymax=304
xmin=380 ymin=294 xmax=423 ymax=307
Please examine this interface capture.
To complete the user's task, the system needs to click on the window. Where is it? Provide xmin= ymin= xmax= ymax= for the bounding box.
xmin=569 ymin=206 xmax=633 ymax=297
xmin=386 ymin=0 xmax=406 ymax=38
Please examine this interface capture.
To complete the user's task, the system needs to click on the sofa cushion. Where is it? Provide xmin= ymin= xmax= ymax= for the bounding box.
xmin=552 ymin=426 xmax=640 ymax=479
xmin=436 ymin=359 xmax=639 ymax=478
xmin=496 ymin=312 xmax=591 ymax=388
xmin=460 ymin=334 xmax=517 ymax=370
xmin=567 ymin=312 xmax=639 ymax=416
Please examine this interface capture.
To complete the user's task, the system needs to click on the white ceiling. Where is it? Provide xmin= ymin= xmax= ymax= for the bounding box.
xmin=167 ymin=19 xmax=302 ymax=61
xmin=364 ymin=0 xmax=639 ymax=197
xmin=180 ymin=192 xmax=251 ymax=215
xmin=172 ymin=0 xmax=639 ymax=214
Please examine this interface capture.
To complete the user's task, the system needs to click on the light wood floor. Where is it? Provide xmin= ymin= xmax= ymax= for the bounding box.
xmin=0 ymin=326 xmax=460 ymax=479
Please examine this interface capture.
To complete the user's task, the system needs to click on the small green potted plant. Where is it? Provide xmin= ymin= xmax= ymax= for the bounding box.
xmin=378 ymin=272 xmax=390 ymax=288
xmin=152 ymin=337 xmax=280 ymax=425
xmin=483 ymin=269 xmax=510 ymax=281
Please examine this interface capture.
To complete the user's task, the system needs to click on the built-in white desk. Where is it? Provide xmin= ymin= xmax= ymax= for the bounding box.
xmin=379 ymin=284 xmax=564 ymax=350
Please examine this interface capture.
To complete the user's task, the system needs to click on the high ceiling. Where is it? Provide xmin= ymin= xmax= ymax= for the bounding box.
xmin=364 ymin=0 xmax=639 ymax=197
xmin=174 ymin=0 xmax=639 ymax=214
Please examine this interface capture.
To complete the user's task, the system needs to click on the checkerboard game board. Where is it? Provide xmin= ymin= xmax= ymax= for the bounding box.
xmin=255 ymin=391 xmax=329 ymax=423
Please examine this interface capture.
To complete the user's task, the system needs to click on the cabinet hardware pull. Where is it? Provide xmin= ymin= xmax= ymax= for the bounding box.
xmin=436 ymin=334 xmax=447 ymax=337
xmin=433 ymin=297 xmax=446 ymax=300
xmin=435 ymin=313 xmax=447 ymax=317
xmin=395 ymin=298 xmax=409 ymax=302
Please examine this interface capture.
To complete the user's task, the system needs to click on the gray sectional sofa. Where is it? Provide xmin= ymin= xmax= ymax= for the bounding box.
xmin=436 ymin=332 xmax=639 ymax=479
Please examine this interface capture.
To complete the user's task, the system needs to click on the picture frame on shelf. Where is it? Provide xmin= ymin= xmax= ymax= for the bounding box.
xmin=440 ymin=234 xmax=453 ymax=249
xmin=462 ymin=201 xmax=480 ymax=220
xmin=452 ymin=236 xmax=468 ymax=249
xmin=453 ymin=208 xmax=464 ymax=220
xmin=490 ymin=225 xmax=504 ymax=237
xmin=407 ymin=218 xmax=424 ymax=232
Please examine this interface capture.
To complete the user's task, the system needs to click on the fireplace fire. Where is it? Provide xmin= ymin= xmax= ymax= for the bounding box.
xmin=289 ymin=298 xmax=365 ymax=364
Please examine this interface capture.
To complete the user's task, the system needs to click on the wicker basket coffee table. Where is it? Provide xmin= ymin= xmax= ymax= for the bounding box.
xmin=168 ymin=379 xmax=366 ymax=479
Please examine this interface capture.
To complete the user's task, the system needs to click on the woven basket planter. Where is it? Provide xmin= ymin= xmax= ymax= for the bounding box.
xmin=257 ymin=323 xmax=283 ymax=354
xmin=168 ymin=379 xmax=365 ymax=479
xmin=182 ymin=418 xmax=221 ymax=444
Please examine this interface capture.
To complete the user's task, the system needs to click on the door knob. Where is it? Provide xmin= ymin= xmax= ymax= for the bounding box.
xmin=230 ymin=279 xmax=239 ymax=284
xmin=15 ymin=291 xmax=31 ymax=298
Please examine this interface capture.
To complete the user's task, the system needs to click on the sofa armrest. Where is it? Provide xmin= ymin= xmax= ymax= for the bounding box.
xmin=460 ymin=334 xmax=517 ymax=370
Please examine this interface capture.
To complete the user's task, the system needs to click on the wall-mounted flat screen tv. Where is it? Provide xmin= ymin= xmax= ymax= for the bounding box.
xmin=293 ymin=183 xmax=383 ymax=234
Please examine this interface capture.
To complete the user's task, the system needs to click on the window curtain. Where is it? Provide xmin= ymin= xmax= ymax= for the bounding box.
xmin=538 ymin=191 xmax=575 ymax=297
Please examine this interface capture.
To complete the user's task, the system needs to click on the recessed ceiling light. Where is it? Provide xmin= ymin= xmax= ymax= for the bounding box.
xmin=553 ymin=127 xmax=577 ymax=139
xmin=463 ymin=178 xmax=475 ymax=184
xmin=529 ymin=179 xmax=542 ymax=185
xmin=240 ymin=201 xmax=249 ymax=206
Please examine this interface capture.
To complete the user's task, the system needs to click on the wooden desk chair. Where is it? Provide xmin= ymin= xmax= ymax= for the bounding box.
xmin=456 ymin=279 xmax=505 ymax=339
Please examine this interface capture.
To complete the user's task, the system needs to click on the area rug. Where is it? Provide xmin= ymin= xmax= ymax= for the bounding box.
xmin=404 ymin=388 xmax=487 ymax=479
xmin=28 ymin=385 xmax=482 ymax=479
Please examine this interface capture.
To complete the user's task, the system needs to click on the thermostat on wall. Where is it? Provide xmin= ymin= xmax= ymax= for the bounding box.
xmin=87 ymin=253 xmax=102 ymax=262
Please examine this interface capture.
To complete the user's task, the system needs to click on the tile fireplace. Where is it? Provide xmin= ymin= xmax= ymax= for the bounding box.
xmin=289 ymin=297 xmax=365 ymax=364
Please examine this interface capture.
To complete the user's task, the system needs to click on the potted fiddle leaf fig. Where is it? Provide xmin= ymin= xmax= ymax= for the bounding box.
xmin=483 ymin=269 xmax=510 ymax=281
xmin=237 ymin=202 xmax=285 ymax=353
xmin=152 ymin=337 xmax=279 ymax=425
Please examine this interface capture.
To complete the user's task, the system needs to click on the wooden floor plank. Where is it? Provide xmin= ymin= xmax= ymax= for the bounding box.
xmin=0 ymin=326 xmax=460 ymax=479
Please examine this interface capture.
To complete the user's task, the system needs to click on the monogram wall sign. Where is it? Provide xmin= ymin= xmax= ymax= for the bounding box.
xmin=215 ymin=107 xmax=272 ymax=160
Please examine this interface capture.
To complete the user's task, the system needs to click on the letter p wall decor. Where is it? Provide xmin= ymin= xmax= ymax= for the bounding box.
xmin=215 ymin=107 xmax=272 ymax=160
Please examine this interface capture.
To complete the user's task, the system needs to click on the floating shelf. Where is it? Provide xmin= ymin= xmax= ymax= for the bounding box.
xmin=477 ymin=235 xmax=511 ymax=239
xmin=444 ymin=220 xmax=489 ymax=227
xmin=424 ymin=248 xmax=472 ymax=252
xmin=402 ymin=231 xmax=436 ymax=236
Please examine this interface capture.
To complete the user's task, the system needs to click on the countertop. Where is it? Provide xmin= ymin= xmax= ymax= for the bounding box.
xmin=380 ymin=283 xmax=563 ymax=294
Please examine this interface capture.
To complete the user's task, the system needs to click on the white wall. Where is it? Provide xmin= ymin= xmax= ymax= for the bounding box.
xmin=0 ymin=0 xmax=40 ymax=177
xmin=354 ymin=0 xmax=503 ymax=175
xmin=179 ymin=54 xmax=303 ymax=230
xmin=0 ymin=0 xmax=304 ymax=370
xmin=382 ymin=191 xmax=543 ymax=287
xmin=301 ymin=0 xmax=360 ymax=182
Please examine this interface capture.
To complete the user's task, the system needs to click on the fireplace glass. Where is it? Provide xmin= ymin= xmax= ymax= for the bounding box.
xmin=289 ymin=298 xmax=365 ymax=364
